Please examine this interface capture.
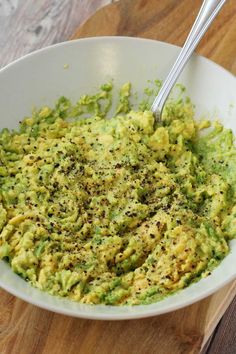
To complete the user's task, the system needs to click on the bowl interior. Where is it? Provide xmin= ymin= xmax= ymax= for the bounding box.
xmin=0 ymin=37 xmax=235 ymax=320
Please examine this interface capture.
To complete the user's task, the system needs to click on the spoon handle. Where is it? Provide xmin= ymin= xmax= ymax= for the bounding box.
xmin=151 ymin=0 xmax=226 ymax=120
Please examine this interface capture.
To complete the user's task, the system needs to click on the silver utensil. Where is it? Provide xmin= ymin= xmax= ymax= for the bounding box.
xmin=151 ymin=0 xmax=226 ymax=121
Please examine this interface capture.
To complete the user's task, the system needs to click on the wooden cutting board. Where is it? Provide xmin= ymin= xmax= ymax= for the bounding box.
xmin=1 ymin=1 xmax=236 ymax=353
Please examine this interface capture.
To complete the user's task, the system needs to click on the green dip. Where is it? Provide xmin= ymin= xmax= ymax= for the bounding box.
xmin=0 ymin=83 xmax=235 ymax=305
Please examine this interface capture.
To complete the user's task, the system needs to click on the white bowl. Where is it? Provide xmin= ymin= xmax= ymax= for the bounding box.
xmin=0 ymin=37 xmax=235 ymax=320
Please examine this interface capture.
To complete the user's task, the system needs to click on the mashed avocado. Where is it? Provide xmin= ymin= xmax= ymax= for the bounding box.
xmin=0 ymin=83 xmax=235 ymax=305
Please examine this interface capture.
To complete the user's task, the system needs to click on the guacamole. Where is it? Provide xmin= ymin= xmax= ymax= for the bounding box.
xmin=0 ymin=83 xmax=235 ymax=305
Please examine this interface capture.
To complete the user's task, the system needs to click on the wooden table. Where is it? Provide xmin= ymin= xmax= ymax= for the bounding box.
xmin=0 ymin=1 xmax=236 ymax=353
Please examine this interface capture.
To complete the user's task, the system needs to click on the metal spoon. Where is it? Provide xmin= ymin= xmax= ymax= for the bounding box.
xmin=151 ymin=0 xmax=226 ymax=121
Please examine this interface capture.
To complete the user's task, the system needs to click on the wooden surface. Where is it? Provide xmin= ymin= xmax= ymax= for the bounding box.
xmin=0 ymin=281 xmax=236 ymax=354
xmin=72 ymin=0 xmax=236 ymax=75
xmin=0 ymin=1 xmax=236 ymax=353
xmin=0 ymin=0 xmax=113 ymax=68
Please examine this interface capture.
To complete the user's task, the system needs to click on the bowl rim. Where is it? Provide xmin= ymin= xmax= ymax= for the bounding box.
xmin=0 ymin=264 xmax=235 ymax=320
xmin=0 ymin=36 xmax=235 ymax=320
xmin=0 ymin=36 xmax=235 ymax=80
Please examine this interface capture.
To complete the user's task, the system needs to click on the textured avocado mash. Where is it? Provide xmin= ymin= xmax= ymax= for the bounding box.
xmin=0 ymin=82 xmax=235 ymax=305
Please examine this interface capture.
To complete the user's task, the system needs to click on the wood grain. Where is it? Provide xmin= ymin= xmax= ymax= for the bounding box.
xmin=0 ymin=1 xmax=236 ymax=354
xmin=206 ymin=295 xmax=236 ymax=354
xmin=0 ymin=0 xmax=111 ymax=68
xmin=72 ymin=0 xmax=236 ymax=74
xmin=0 ymin=281 xmax=236 ymax=354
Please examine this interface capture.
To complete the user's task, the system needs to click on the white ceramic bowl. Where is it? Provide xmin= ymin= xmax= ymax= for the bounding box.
xmin=0 ymin=37 xmax=235 ymax=320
